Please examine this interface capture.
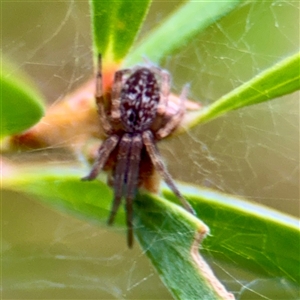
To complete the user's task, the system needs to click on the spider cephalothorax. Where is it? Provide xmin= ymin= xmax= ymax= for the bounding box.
xmin=82 ymin=54 xmax=194 ymax=247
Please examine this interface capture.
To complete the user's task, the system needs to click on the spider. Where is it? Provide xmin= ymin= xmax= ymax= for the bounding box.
xmin=82 ymin=54 xmax=194 ymax=247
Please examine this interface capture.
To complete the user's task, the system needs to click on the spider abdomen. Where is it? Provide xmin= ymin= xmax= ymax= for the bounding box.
xmin=120 ymin=68 xmax=160 ymax=132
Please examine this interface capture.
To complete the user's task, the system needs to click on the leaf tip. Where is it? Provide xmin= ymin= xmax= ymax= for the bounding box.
xmin=191 ymin=224 xmax=235 ymax=300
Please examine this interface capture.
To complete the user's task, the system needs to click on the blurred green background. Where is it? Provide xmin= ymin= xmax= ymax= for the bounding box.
xmin=1 ymin=1 xmax=299 ymax=299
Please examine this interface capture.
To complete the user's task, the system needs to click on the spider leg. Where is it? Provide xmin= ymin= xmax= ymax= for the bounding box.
xmin=95 ymin=54 xmax=112 ymax=134
xmin=82 ymin=134 xmax=119 ymax=180
xmin=107 ymin=134 xmax=131 ymax=226
xmin=155 ymin=84 xmax=189 ymax=140
xmin=142 ymin=130 xmax=195 ymax=215
xmin=111 ymin=69 xmax=131 ymax=121
xmin=147 ymin=67 xmax=171 ymax=117
xmin=125 ymin=134 xmax=143 ymax=247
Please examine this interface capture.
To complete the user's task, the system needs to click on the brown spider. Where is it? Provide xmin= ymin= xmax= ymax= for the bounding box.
xmin=82 ymin=54 xmax=194 ymax=247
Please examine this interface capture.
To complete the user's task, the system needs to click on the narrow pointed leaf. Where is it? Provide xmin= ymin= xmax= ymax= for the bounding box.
xmin=90 ymin=0 xmax=151 ymax=62
xmin=3 ymin=165 xmax=115 ymax=225
xmin=89 ymin=1 xmax=117 ymax=57
xmin=113 ymin=0 xmax=151 ymax=61
xmin=134 ymin=193 xmax=234 ymax=300
xmin=1 ymin=64 xmax=45 ymax=138
xmin=164 ymin=185 xmax=300 ymax=285
xmin=125 ymin=0 xmax=243 ymax=66
xmin=187 ymin=51 xmax=300 ymax=127
xmin=2 ymin=164 xmax=232 ymax=298
xmin=3 ymin=163 xmax=299 ymax=291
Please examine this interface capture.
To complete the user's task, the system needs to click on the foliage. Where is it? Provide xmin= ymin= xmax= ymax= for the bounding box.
xmin=2 ymin=1 xmax=299 ymax=299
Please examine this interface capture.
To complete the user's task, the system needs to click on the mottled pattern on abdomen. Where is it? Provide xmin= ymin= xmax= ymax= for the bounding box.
xmin=120 ymin=68 xmax=160 ymax=133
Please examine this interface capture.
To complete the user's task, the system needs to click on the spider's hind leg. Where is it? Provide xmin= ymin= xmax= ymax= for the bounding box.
xmin=142 ymin=130 xmax=195 ymax=215
xmin=107 ymin=134 xmax=131 ymax=225
xmin=124 ymin=134 xmax=143 ymax=248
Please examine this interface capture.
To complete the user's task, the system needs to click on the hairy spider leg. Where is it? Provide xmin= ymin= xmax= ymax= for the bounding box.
xmin=111 ymin=68 xmax=131 ymax=121
xmin=124 ymin=134 xmax=143 ymax=247
xmin=142 ymin=131 xmax=195 ymax=215
xmin=150 ymin=67 xmax=171 ymax=116
xmin=107 ymin=134 xmax=131 ymax=225
xmin=81 ymin=135 xmax=119 ymax=181
xmin=95 ymin=54 xmax=112 ymax=134
xmin=155 ymin=84 xmax=189 ymax=140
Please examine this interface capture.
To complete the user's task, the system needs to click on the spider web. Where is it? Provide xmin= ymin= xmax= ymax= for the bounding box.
xmin=2 ymin=1 xmax=299 ymax=299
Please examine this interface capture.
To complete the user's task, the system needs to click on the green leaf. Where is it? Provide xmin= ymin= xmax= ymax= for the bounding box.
xmin=134 ymin=193 xmax=233 ymax=300
xmin=189 ymin=51 xmax=300 ymax=125
xmin=164 ymin=185 xmax=300 ymax=285
xmin=125 ymin=0 xmax=243 ymax=66
xmin=90 ymin=0 xmax=151 ymax=62
xmin=3 ymin=165 xmax=115 ymax=225
xmin=3 ymin=164 xmax=299 ymax=295
xmin=2 ymin=165 xmax=230 ymax=298
xmin=0 ymin=63 xmax=45 ymax=138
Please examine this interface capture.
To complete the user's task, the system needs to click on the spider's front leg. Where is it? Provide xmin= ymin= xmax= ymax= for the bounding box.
xmin=95 ymin=54 xmax=112 ymax=134
xmin=110 ymin=68 xmax=131 ymax=122
xmin=155 ymin=84 xmax=189 ymax=140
